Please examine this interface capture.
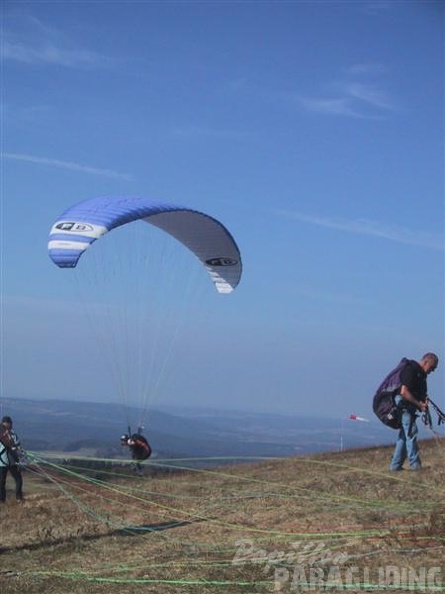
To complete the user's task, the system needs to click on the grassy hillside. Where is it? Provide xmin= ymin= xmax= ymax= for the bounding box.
xmin=1 ymin=439 xmax=445 ymax=593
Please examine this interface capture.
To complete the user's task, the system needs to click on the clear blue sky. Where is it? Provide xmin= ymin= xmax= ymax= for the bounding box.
xmin=2 ymin=1 xmax=444 ymax=420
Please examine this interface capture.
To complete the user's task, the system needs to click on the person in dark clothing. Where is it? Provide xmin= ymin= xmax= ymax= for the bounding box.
xmin=121 ymin=433 xmax=152 ymax=473
xmin=390 ymin=353 xmax=439 ymax=471
xmin=0 ymin=416 xmax=24 ymax=502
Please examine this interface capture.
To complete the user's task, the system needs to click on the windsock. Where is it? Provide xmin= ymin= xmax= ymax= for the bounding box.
xmin=348 ymin=414 xmax=369 ymax=422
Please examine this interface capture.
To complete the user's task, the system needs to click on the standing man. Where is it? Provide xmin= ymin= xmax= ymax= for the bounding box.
xmin=390 ymin=352 xmax=439 ymax=471
xmin=0 ymin=416 xmax=24 ymax=502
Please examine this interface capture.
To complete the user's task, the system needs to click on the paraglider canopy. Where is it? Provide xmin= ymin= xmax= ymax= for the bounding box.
xmin=48 ymin=196 xmax=242 ymax=293
xmin=47 ymin=195 xmax=242 ymax=432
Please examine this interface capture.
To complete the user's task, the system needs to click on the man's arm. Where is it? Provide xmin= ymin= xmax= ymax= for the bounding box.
xmin=400 ymin=385 xmax=428 ymax=412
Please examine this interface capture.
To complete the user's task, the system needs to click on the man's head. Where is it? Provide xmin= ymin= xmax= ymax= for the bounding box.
xmin=1 ymin=416 xmax=12 ymax=429
xmin=420 ymin=353 xmax=439 ymax=374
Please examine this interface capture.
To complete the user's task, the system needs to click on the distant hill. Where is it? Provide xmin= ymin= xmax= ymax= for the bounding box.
xmin=0 ymin=396 xmax=411 ymax=459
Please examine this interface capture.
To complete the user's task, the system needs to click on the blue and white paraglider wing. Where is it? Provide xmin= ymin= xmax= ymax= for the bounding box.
xmin=48 ymin=196 xmax=242 ymax=293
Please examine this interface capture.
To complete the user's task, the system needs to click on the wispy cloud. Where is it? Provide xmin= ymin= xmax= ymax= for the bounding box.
xmin=3 ymin=14 xmax=112 ymax=68
xmin=296 ymin=96 xmax=366 ymax=119
xmin=224 ymin=64 xmax=397 ymax=120
xmin=344 ymin=82 xmax=394 ymax=110
xmin=296 ymin=63 xmax=397 ymax=119
xmin=3 ymin=152 xmax=134 ymax=181
xmin=3 ymin=40 xmax=111 ymax=68
xmin=273 ymin=209 xmax=444 ymax=251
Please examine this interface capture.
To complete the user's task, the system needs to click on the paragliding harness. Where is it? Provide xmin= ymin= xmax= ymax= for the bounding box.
xmin=373 ymin=358 xmax=444 ymax=435
xmin=372 ymin=358 xmax=412 ymax=430
xmin=0 ymin=426 xmax=21 ymax=465
xmin=121 ymin=426 xmax=152 ymax=461
xmin=129 ymin=433 xmax=152 ymax=461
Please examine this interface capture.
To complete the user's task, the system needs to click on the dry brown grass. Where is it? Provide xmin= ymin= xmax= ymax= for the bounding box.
xmin=1 ymin=438 xmax=445 ymax=593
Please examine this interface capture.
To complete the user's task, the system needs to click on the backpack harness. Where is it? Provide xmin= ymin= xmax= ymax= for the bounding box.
xmin=373 ymin=358 xmax=445 ymax=433
xmin=373 ymin=358 xmax=412 ymax=430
